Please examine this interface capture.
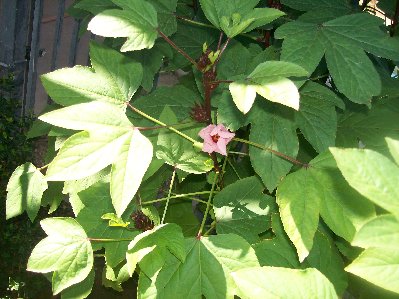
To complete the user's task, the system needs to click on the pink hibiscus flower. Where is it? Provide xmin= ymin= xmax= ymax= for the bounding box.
xmin=198 ymin=124 xmax=235 ymax=156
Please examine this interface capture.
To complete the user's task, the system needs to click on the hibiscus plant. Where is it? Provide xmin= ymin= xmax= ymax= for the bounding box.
xmin=5 ymin=0 xmax=399 ymax=298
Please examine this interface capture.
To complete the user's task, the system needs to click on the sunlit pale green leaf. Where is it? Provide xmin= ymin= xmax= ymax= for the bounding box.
xmin=229 ymin=61 xmax=308 ymax=113
xmin=39 ymin=101 xmax=133 ymax=132
xmin=232 ymin=267 xmax=338 ymax=299
xmin=346 ymin=247 xmax=399 ymax=294
xmin=111 ymin=129 xmax=153 ymax=217
xmin=331 ymin=148 xmax=399 ymax=217
xmin=42 ymin=43 xmax=142 ymax=106
xmin=88 ymin=0 xmax=158 ymax=51
xmin=6 ymin=163 xmax=48 ymax=222
xmin=46 ymin=130 xmax=130 ymax=181
xmin=277 ymin=167 xmax=320 ymax=262
xmin=27 ymin=218 xmax=93 ymax=295
xmin=352 ymin=214 xmax=399 ymax=249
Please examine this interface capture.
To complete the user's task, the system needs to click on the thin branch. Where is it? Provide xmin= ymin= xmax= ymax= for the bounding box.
xmin=161 ymin=168 xmax=176 ymax=224
xmin=234 ymin=137 xmax=309 ymax=168
xmin=197 ymin=171 xmax=219 ymax=238
xmin=157 ymin=29 xmax=198 ymax=68
xmin=217 ymin=32 xmax=224 ymax=50
xmin=213 ymin=38 xmax=231 ymax=68
xmin=127 ymin=102 xmax=201 ymax=146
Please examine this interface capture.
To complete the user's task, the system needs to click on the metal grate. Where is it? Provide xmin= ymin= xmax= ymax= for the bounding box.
xmin=0 ymin=0 xmax=90 ymax=116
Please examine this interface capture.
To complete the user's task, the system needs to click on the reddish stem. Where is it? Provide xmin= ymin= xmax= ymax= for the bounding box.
xmin=157 ymin=29 xmax=198 ymax=68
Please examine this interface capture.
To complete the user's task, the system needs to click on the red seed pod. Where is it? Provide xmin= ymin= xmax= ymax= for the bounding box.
xmin=190 ymin=103 xmax=209 ymax=123
xmin=130 ymin=210 xmax=154 ymax=232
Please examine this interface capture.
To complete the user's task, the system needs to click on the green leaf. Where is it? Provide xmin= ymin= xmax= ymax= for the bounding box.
xmin=126 ymin=223 xmax=186 ymax=276
xmin=76 ymin=182 xmax=138 ymax=267
xmin=281 ymin=0 xmax=351 ymax=13
xmin=249 ymin=101 xmax=298 ymax=191
xmin=217 ymin=92 xmax=250 ymax=131
xmin=46 ymin=130 xmax=130 ymax=181
xmin=111 ymin=129 xmax=153 ymax=217
xmin=27 ymin=218 xmax=93 ymax=295
xmin=42 ymin=182 xmax=64 ymax=214
xmin=39 ymin=101 xmax=133 ymax=132
xmin=336 ymin=98 xmax=399 ymax=157
xmin=303 ymin=231 xmax=347 ymax=296
xmin=128 ymin=45 xmax=165 ymax=91
xmin=88 ymin=0 xmax=158 ymax=51
xmin=130 ymin=85 xmax=198 ymax=125
xmin=164 ymin=201 xmax=200 ymax=237
xmin=232 ymin=267 xmax=338 ymax=299
xmin=147 ymin=0 xmax=178 ymax=36
xmin=275 ymin=13 xmax=399 ymax=103
xmin=156 ymin=107 xmax=213 ymax=174
xmin=74 ymin=0 xmax=115 ymax=14
xmin=199 ymin=0 xmax=284 ymax=37
xmin=314 ymin=153 xmax=376 ymax=242
xmin=330 ymin=148 xmax=399 ymax=217
xmin=346 ymin=247 xmax=399 ymax=294
xmin=254 ymin=213 xmax=300 ymax=268
xmin=229 ymin=61 xmax=308 ymax=113
xmin=276 ymin=152 xmax=376 ymax=260
xmin=296 ymin=82 xmax=342 ymax=153
xmin=6 ymin=163 xmax=48 ymax=221
xmin=101 ymin=213 xmax=130 ymax=227
xmin=42 ymin=44 xmax=142 ymax=106
xmin=386 ymin=137 xmax=399 ymax=165
xmin=89 ymin=42 xmax=143 ymax=100
xmin=138 ymin=234 xmax=259 ymax=298
xmin=276 ymin=165 xmax=321 ymax=262
xmin=61 ymin=269 xmax=95 ymax=299
xmin=352 ymin=214 xmax=399 ymax=249
xmin=213 ymin=176 xmax=275 ymax=243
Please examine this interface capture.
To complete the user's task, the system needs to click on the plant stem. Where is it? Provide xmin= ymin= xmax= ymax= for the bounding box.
xmin=227 ymin=158 xmax=241 ymax=179
xmin=136 ymin=121 xmax=196 ymax=131
xmin=217 ymin=32 xmax=224 ymax=50
xmin=37 ymin=164 xmax=49 ymax=171
xmin=175 ymin=15 xmax=258 ymax=41
xmin=89 ymin=238 xmax=134 ymax=242
xmin=203 ymin=222 xmax=216 ymax=236
xmin=161 ymin=169 xmax=176 ymax=224
xmin=210 ymin=80 xmax=233 ymax=84
xmin=127 ymin=102 xmax=200 ymax=146
xmin=233 ymin=137 xmax=309 ymax=167
xmin=229 ymin=151 xmax=248 ymax=156
xmin=197 ymin=171 xmax=219 ymax=238
xmin=175 ymin=15 xmax=216 ymax=30
xmin=142 ymin=191 xmax=215 ymax=205
xmin=157 ymin=29 xmax=198 ymax=68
